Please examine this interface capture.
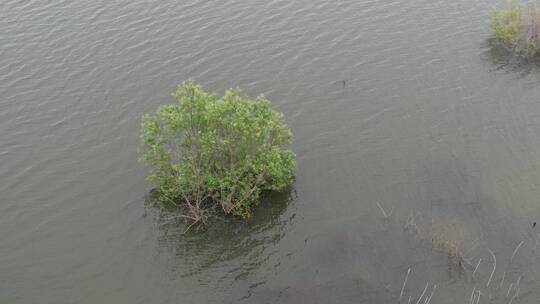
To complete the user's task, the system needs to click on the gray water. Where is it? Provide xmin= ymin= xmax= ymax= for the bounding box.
xmin=3 ymin=0 xmax=540 ymax=303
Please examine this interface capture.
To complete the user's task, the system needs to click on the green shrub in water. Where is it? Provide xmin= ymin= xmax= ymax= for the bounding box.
xmin=490 ymin=1 xmax=522 ymax=47
xmin=490 ymin=0 xmax=540 ymax=54
xmin=140 ymin=81 xmax=295 ymax=223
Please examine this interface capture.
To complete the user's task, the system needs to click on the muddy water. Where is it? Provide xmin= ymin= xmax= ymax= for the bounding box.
xmin=3 ymin=0 xmax=540 ymax=303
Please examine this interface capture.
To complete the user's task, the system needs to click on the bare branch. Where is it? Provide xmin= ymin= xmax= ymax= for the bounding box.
xmin=510 ymin=241 xmax=524 ymax=262
xmin=376 ymin=202 xmax=393 ymax=219
xmin=473 ymin=258 xmax=482 ymax=279
xmin=507 ymin=283 xmax=514 ymax=298
xmin=487 ymin=249 xmax=496 ymax=287
xmin=424 ymin=284 xmax=436 ymax=304
xmin=399 ymin=268 xmax=411 ymax=303
xmin=501 ymin=241 xmax=525 ymax=288
xmin=415 ymin=283 xmax=429 ymax=304
xmin=469 ymin=287 xmax=476 ymax=304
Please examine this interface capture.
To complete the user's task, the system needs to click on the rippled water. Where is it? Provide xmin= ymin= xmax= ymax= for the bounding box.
xmin=4 ymin=0 xmax=540 ymax=303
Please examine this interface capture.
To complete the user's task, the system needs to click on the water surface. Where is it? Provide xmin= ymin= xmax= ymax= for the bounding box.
xmin=3 ymin=0 xmax=540 ymax=303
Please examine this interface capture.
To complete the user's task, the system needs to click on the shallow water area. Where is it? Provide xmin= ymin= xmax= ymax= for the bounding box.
xmin=3 ymin=0 xmax=540 ymax=303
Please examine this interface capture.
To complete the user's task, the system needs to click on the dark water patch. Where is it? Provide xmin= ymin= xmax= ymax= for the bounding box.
xmin=482 ymin=37 xmax=540 ymax=77
xmin=147 ymin=187 xmax=296 ymax=280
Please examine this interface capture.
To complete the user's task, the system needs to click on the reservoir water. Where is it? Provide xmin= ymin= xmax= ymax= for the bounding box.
xmin=3 ymin=0 xmax=540 ymax=303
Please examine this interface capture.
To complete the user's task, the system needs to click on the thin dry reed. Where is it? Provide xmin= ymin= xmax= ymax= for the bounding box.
xmin=472 ymin=258 xmax=482 ymax=279
xmin=486 ymin=249 xmax=497 ymax=287
xmin=376 ymin=202 xmax=393 ymax=219
xmin=415 ymin=283 xmax=429 ymax=304
xmin=399 ymin=268 xmax=411 ymax=303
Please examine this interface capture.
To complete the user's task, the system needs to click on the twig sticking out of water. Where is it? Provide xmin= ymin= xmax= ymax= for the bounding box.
xmin=469 ymin=287 xmax=476 ymax=304
xmin=500 ymin=241 xmax=525 ymax=288
xmin=473 ymin=258 xmax=482 ymax=279
xmin=506 ymin=276 xmax=521 ymax=304
xmin=376 ymin=202 xmax=393 ymax=219
xmin=424 ymin=284 xmax=436 ymax=304
xmin=487 ymin=249 xmax=497 ymax=288
xmin=507 ymin=283 xmax=514 ymax=297
xmin=509 ymin=288 xmax=519 ymax=304
xmin=415 ymin=283 xmax=429 ymax=304
xmin=511 ymin=241 xmax=524 ymax=261
xmin=399 ymin=268 xmax=411 ymax=303
xmin=404 ymin=212 xmax=420 ymax=229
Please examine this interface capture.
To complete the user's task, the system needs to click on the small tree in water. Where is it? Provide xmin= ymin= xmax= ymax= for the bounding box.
xmin=140 ymin=81 xmax=295 ymax=224
xmin=490 ymin=0 xmax=540 ymax=55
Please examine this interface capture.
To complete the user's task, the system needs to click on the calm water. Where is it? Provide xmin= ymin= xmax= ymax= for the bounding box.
xmin=3 ymin=0 xmax=540 ymax=303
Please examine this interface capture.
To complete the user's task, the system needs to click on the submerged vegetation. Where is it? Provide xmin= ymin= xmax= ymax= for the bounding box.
xmin=490 ymin=0 xmax=540 ymax=55
xmin=379 ymin=207 xmax=534 ymax=304
xmin=140 ymin=81 xmax=295 ymax=225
